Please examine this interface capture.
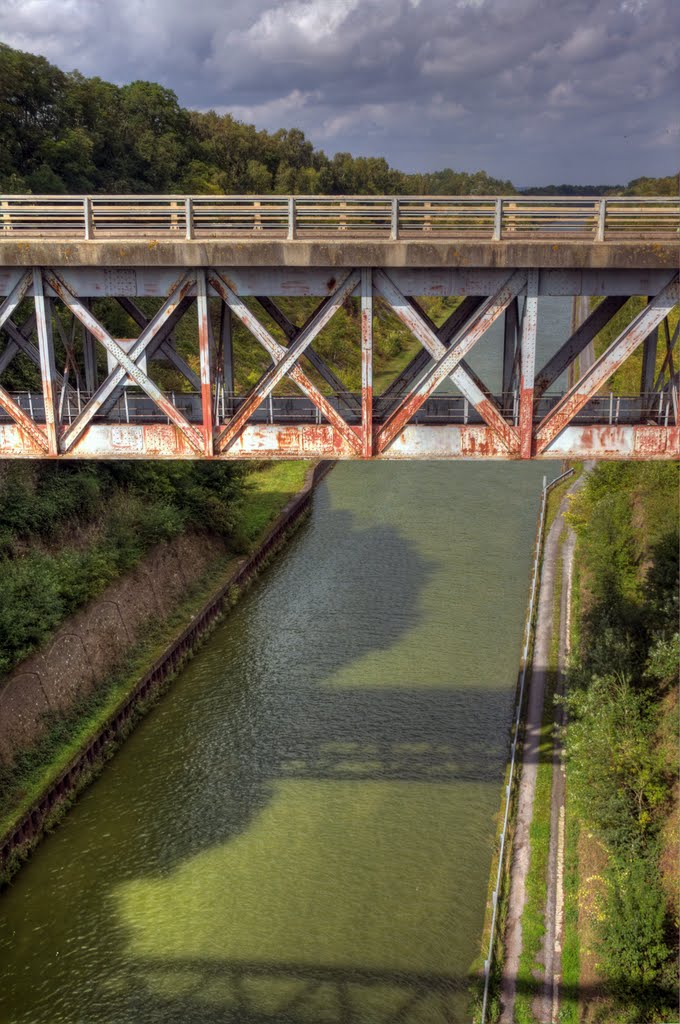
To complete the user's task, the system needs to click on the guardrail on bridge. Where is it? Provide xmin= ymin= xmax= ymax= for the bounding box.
xmin=1 ymin=194 xmax=678 ymax=241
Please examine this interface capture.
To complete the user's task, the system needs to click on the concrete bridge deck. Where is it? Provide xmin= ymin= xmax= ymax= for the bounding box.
xmin=0 ymin=195 xmax=677 ymax=461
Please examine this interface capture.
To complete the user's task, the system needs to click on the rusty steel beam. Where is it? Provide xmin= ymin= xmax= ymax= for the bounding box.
xmin=374 ymin=269 xmax=523 ymax=453
xmin=255 ymin=295 xmax=360 ymax=416
xmin=0 ymin=270 xmax=33 ymax=333
xmin=361 ymin=268 xmax=373 ymax=458
xmin=218 ymin=300 xmax=234 ymax=411
xmin=0 ymin=382 xmax=50 ymax=451
xmin=379 ymin=296 xmax=484 ymax=403
xmin=116 ymin=296 xmax=200 ymax=389
xmin=502 ymin=297 xmax=519 ymax=413
xmin=208 ymin=270 xmax=361 ymax=454
xmin=212 ymin=270 xmax=361 ymax=452
xmin=33 ymin=269 xmax=60 ymax=455
xmin=196 ymin=269 xmax=213 ymax=455
xmin=653 ymin=318 xmax=679 ymax=391
xmin=534 ymin=295 xmax=629 ymax=398
xmin=403 ymin=296 xmax=495 ymax=403
xmin=98 ymin=295 xmax=196 ymax=418
xmin=536 ymin=275 xmax=680 ymax=453
xmin=1 ymin=313 xmax=77 ymax=401
xmin=519 ymin=270 xmax=538 ymax=459
xmin=0 ymin=312 xmax=35 ymax=376
xmin=49 ymin=270 xmax=204 ymax=453
xmin=640 ymin=297 xmax=659 ymax=397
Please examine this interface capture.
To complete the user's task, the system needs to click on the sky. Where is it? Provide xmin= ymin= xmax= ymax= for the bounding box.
xmin=1 ymin=0 xmax=678 ymax=185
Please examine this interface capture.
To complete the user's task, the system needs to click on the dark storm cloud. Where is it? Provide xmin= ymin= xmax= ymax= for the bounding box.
xmin=2 ymin=0 xmax=678 ymax=182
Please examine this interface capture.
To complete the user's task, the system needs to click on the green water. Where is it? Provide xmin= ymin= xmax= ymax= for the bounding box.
xmin=0 ymin=302 xmax=569 ymax=1024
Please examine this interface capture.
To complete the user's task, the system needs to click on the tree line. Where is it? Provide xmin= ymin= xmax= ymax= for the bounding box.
xmin=2 ymin=42 xmax=674 ymax=197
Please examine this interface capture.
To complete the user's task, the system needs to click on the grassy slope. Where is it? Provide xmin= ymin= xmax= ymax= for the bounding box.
xmin=563 ymin=463 xmax=679 ymax=1024
xmin=0 ymin=461 xmax=311 ymax=841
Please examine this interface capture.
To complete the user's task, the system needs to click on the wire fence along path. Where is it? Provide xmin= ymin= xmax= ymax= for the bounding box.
xmin=0 ymin=195 xmax=678 ymax=242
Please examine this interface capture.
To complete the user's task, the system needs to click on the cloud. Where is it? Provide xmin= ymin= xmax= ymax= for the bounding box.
xmin=1 ymin=0 xmax=677 ymax=183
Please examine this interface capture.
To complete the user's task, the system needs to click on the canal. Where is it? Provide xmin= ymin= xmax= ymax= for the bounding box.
xmin=0 ymin=302 xmax=568 ymax=1024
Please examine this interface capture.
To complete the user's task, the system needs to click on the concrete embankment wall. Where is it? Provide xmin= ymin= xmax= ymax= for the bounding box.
xmin=0 ymin=459 xmax=333 ymax=879
xmin=0 ymin=532 xmax=228 ymax=762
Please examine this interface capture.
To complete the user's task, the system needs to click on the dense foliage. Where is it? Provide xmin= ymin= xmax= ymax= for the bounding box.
xmin=3 ymin=42 xmax=674 ymax=198
xmin=0 ymin=42 xmax=514 ymax=196
xmin=0 ymin=461 xmax=246 ymax=676
xmin=565 ymin=463 xmax=679 ymax=1022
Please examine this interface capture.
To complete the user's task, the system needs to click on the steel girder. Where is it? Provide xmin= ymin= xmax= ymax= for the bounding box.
xmin=0 ymin=264 xmax=677 ymax=461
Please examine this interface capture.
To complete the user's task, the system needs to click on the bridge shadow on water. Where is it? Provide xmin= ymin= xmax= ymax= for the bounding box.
xmin=123 ymin=503 xmax=526 ymax=877
xmin=7 ymin=499 xmax=567 ymax=1024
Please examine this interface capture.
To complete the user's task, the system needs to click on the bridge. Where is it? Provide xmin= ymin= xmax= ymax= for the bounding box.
xmin=0 ymin=194 xmax=677 ymax=461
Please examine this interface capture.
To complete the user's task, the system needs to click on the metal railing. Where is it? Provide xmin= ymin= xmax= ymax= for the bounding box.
xmin=0 ymin=195 xmax=677 ymax=241
xmin=2 ymin=390 xmax=676 ymax=428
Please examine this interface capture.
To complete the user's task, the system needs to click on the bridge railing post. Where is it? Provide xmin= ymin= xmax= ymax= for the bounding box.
xmin=185 ymin=197 xmax=194 ymax=240
xmin=287 ymin=196 xmax=296 ymax=240
xmin=493 ymin=197 xmax=502 ymax=241
xmin=390 ymin=197 xmax=399 ymax=240
xmin=83 ymin=197 xmax=93 ymax=240
xmin=596 ymin=198 xmax=606 ymax=242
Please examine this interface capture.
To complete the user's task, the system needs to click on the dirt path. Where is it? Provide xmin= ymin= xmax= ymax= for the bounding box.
xmin=533 ymin=525 xmax=576 ymax=1023
xmin=499 ymin=477 xmax=584 ymax=1023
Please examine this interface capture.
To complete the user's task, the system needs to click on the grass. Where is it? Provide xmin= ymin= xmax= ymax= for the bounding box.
xmin=545 ymin=464 xmax=583 ymax=536
xmin=0 ymin=460 xmax=315 ymax=847
xmin=239 ymin=461 xmax=313 ymax=542
xmin=559 ymin=809 xmax=581 ymax=1024
xmin=558 ymin=552 xmax=581 ymax=1024
xmin=514 ymin=542 xmax=564 ymax=1024
xmin=589 ymin=298 xmax=679 ymax=396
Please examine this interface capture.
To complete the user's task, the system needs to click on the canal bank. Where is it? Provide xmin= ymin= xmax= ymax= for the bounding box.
xmin=0 ymin=460 xmax=333 ymax=887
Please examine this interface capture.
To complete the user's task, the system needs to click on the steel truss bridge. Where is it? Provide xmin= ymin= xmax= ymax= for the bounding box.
xmin=0 ymin=194 xmax=677 ymax=461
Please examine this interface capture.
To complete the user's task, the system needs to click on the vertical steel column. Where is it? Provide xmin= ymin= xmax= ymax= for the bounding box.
xmin=33 ymin=268 xmax=59 ymax=455
xmin=361 ymin=268 xmax=373 ymax=458
xmin=640 ymin=296 xmax=658 ymax=398
xmin=502 ymin=297 xmax=519 ymax=413
xmin=219 ymin=299 xmax=234 ymax=416
xmin=519 ymin=269 xmax=538 ymax=459
xmin=196 ymin=269 xmax=213 ymax=455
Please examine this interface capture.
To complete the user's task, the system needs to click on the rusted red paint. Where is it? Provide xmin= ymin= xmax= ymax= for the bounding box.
xmin=361 ymin=269 xmax=373 ymax=459
xmin=374 ymin=267 xmax=522 ymax=453
xmin=536 ymin=275 xmax=679 ymax=454
xmin=33 ymin=268 xmax=59 ymax=455
xmin=45 ymin=269 xmax=205 ymax=453
xmin=0 ymin=420 xmax=676 ymax=460
xmin=0 ymin=384 xmax=49 ymax=451
xmin=518 ymin=385 xmax=534 ymax=459
xmin=209 ymin=270 xmax=361 ymax=455
xmin=196 ymin=269 xmax=213 ymax=456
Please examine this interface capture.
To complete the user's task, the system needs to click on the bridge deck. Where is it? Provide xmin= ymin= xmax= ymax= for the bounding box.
xmin=0 ymin=196 xmax=677 ymax=461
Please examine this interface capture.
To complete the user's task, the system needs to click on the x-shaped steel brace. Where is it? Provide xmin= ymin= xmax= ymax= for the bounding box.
xmin=533 ymin=295 xmax=629 ymax=399
xmin=653 ymin=317 xmax=679 ymax=392
xmin=116 ymin=297 xmax=201 ymax=389
xmin=373 ymin=269 xmax=525 ymax=453
xmin=378 ymin=295 xmax=485 ymax=410
xmin=255 ymin=296 xmax=362 ymax=418
xmin=0 ymin=270 xmax=54 ymax=451
xmin=535 ymin=274 xmax=680 ymax=454
xmin=44 ymin=269 xmax=205 ymax=453
xmin=208 ymin=270 xmax=362 ymax=454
